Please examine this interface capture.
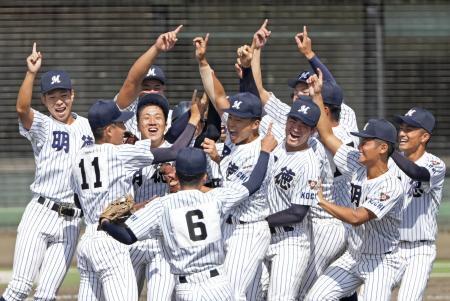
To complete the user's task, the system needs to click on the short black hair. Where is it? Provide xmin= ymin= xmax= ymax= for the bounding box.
xmin=176 ymin=171 xmax=205 ymax=186
xmin=93 ymin=125 xmax=106 ymax=140
xmin=324 ymin=103 xmax=341 ymax=122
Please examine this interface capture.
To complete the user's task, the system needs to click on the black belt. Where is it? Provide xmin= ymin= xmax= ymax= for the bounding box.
xmin=179 ymin=269 xmax=219 ymax=283
xmin=225 ymin=215 xmax=247 ymax=225
xmin=269 ymin=226 xmax=294 ymax=234
xmin=38 ymin=197 xmax=83 ymax=218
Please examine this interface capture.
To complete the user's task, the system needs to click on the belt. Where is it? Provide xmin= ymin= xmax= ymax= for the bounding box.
xmin=179 ymin=269 xmax=219 ymax=283
xmin=37 ymin=197 xmax=83 ymax=218
xmin=226 ymin=215 xmax=247 ymax=225
xmin=269 ymin=226 xmax=294 ymax=234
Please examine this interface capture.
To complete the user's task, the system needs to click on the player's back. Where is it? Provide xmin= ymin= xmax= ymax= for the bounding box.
xmin=158 ymin=189 xmax=226 ymax=275
xmin=72 ymin=140 xmax=154 ymax=225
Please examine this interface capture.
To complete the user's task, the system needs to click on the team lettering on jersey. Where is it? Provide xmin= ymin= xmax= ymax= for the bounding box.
xmin=81 ymin=135 xmax=94 ymax=148
xmin=226 ymin=162 xmax=239 ymax=179
xmin=351 ymin=183 xmax=362 ymax=207
xmin=150 ymin=169 xmax=165 ymax=183
xmin=274 ymin=167 xmax=296 ymax=190
xmin=52 ymin=131 xmax=70 ymax=153
xmin=133 ymin=169 xmax=143 ymax=187
xmin=410 ymin=180 xmax=424 ymax=197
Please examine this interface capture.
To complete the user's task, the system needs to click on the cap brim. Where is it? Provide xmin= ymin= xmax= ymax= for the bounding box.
xmin=287 ymin=113 xmax=316 ymax=128
xmin=288 ymin=79 xmax=307 ymax=88
xmin=41 ymin=84 xmax=72 ymax=94
xmin=113 ymin=111 xmax=134 ymax=123
xmin=224 ymin=108 xmax=259 ymax=119
xmin=143 ymin=76 xmax=165 ymax=85
xmin=350 ymin=131 xmax=376 ymax=139
xmin=393 ymin=115 xmax=424 ymax=129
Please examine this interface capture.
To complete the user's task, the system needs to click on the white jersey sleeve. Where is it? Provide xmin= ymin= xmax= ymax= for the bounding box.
xmin=126 ymin=199 xmax=163 ymax=240
xmin=207 ymin=182 xmax=250 ymax=214
xmin=362 ymin=180 xmax=404 ymax=220
xmin=339 ymin=103 xmax=358 ymax=132
xmin=116 ymin=139 xmax=154 ymax=173
xmin=19 ymin=109 xmax=49 ymax=150
xmin=333 ymin=144 xmax=362 ymax=178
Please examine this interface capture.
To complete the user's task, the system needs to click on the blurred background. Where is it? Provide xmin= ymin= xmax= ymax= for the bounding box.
xmin=0 ymin=0 xmax=449 ymax=298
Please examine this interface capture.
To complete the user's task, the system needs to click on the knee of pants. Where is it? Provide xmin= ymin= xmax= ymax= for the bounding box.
xmin=3 ymin=278 xmax=34 ymax=301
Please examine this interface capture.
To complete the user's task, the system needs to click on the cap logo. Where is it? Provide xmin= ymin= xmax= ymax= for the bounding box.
xmin=51 ymin=75 xmax=61 ymax=85
xmin=405 ymin=109 xmax=416 ymax=117
xmin=363 ymin=122 xmax=369 ymax=130
xmin=298 ymin=105 xmax=310 ymax=114
xmin=232 ymin=100 xmax=242 ymax=110
xmin=299 ymin=71 xmax=309 ymax=80
xmin=147 ymin=68 xmax=156 ymax=77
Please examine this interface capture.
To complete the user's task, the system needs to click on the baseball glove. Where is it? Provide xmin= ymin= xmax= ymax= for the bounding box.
xmin=99 ymin=194 xmax=135 ymax=224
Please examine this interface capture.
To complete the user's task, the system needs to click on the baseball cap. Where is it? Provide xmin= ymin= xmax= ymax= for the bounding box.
xmin=40 ymin=70 xmax=72 ymax=94
xmin=322 ymin=81 xmax=343 ymax=107
xmin=288 ymin=96 xmax=321 ymax=127
xmin=171 ymin=101 xmax=191 ymax=123
xmin=288 ymin=71 xmax=311 ymax=88
xmin=393 ymin=107 xmax=435 ymax=133
xmin=350 ymin=119 xmax=397 ymax=144
xmin=224 ymin=92 xmax=262 ymax=119
xmin=88 ymin=100 xmax=134 ymax=130
xmin=143 ymin=65 xmax=166 ymax=84
xmin=176 ymin=147 xmax=207 ymax=175
xmin=136 ymin=93 xmax=170 ymax=121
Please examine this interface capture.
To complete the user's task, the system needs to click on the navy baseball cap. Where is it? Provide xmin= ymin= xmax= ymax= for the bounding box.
xmin=322 ymin=81 xmax=343 ymax=107
xmin=171 ymin=101 xmax=191 ymax=123
xmin=143 ymin=65 xmax=166 ymax=84
xmin=393 ymin=107 xmax=435 ymax=133
xmin=40 ymin=70 xmax=72 ymax=94
xmin=288 ymin=96 xmax=321 ymax=127
xmin=88 ymin=100 xmax=134 ymax=130
xmin=351 ymin=119 xmax=397 ymax=144
xmin=224 ymin=92 xmax=262 ymax=119
xmin=288 ymin=71 xmax=311 ymax=88
xmin=176 ymin=147 xmax=207 ymax=175
xmin=136 ymin=93 xmax=170 ymax=121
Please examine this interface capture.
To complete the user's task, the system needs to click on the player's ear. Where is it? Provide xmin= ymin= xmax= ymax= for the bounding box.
xmin=420 ymin=130 xmax=431 ymax=145
xmin=251 ymin=118 xmax=260 ymax=130
xmin=70 ymin=89 xmax=75 ymax=102
xmin=378 ymin=141 xmax=388 ymax=156
xmin=41 ymin=94 xmax=47 ymax=106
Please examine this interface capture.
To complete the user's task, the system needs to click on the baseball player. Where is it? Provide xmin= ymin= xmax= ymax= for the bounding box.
xmin=195 ymin=34 xmax=274 ymax=300
xmin=304 ymin=72 xmax=405 ymax=301
xmin=100 ymin=138 xmax=276 ymax=300
xmin=71 ymin=95 xmax=201 ymax=301
xmin=255 ymin=96 xmax=323 ymax=301
xmin=1 ymin=44 xmax=92 ymax=301
xmin=247 ymin=22 xmax=355 ymax=300
xmin=389 ymin=107 xmax=446 ymax=300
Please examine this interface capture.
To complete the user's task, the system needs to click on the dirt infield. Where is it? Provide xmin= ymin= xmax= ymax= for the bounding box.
xmin=1 ymin=230 xmax=450 ymax=300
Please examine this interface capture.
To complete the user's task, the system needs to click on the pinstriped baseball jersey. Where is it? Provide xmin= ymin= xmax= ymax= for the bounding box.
xmin=19 ymin=109 xmax=93 ymax=204
xmin=268 ymin=143 xmax=320 ymax=216
xmin=334 ymin=144 xmax=404 ymax=254
xmin=133 ymin=140 xmax=172 ymax=202
xmin=71 ymin=139 xmax=154 ymax=225
xmin=339 ymin=103 xmax=358 ymax=132
xmin=261 ymin=94 xmax=335 ymax=219
xmin=126 ymin=184 xmax=250 ymax=275
xmin=389 ymin=152 xmax=446 ymax=241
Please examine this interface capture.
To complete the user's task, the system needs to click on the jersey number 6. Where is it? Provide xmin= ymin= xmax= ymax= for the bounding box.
xmin=185 ymin=210 xmax=208 ymax=241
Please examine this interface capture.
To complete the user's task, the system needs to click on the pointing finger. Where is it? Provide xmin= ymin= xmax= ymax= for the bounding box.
xmin=173 ymin=24 xmax=183 ymax=34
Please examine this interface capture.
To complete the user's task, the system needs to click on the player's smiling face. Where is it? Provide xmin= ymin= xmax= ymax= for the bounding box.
xmin=226 ymin=114 xmax=260 ymax=145
xmin=138 ymin=105 xmax=166 ymax=147
xmin=292 ymin=83 xmax=310 ymax=102
xmin=140 ymin=79 xmax=165 ymax=96
xmin=398 ymin=123 xmax=429 ymax=155
xmin=358 ymin=138 xmax=386 ymax=165
xmin=42 ymin=88 xmax=74 ymax=124
xmin=285 ymin=116 xmax=313 ymax=151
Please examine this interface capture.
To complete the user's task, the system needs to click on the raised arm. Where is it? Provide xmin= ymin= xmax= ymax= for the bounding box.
xmin=295 ymin=26 xmax=334 ymax=82
xmin=116 ymin=25 xmax=183 ymax=109
xmin=250 ymin=19 xmax=272 ymax=105
xmin=17 ymin=43 xmax=42 ymax=130
xmin=309 ymin=69 xmax=343 ymax=155
xmin=194 ymin=34 xmax=230 ymax=116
